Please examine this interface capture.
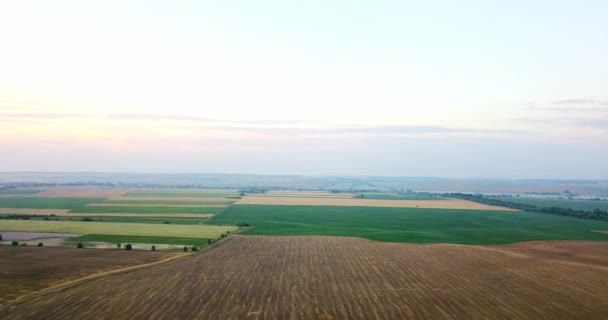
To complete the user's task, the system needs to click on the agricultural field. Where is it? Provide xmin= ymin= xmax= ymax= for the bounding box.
xmin=209 ymin=205 xmax=608 ymax=244
xmin=0 ymin=246 xmax=174 ymax=307
xmin=503 ymin=197 xmax=608 ymax=211
xmin=70 ymin=206 xmax=222 ymax=214
xmin=2 ymin=236 xmax=607 ymax=319
xmin=236 ymin=195 xmax=513 ymax=210
xmin=0 ymin=220 xmax=235 ymax=239
xmin=0 ymin=189 xmax=42 ymax=195
xmin=0 ymin=187 xmax=241 ymax=247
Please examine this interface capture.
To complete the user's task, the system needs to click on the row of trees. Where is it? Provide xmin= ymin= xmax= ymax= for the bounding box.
xmin=446 ymin=193 xmax=608 ymax=221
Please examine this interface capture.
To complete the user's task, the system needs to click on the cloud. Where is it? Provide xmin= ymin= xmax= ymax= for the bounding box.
xmin=0 ymin=112 xmax=529 ymax=138
xmin=179 ymin=124 xmax=529 ymax=137
xmin=0 ymin=112 xmax=317 ymax=125
xmin=553 ymin=99 xmax=608 ymax=106
xmin=570 ymin=117 xmax=608 ymax=129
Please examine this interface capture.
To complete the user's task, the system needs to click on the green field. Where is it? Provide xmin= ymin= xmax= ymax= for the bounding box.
xmin=503 ymin=197 xmax=608 ymax=211
xmin=70 ymin=206 xmax=223 ymax=214
xmin=0 ymin=220 xmax=235 ymax=239
xmin=69 ymin=234 xmax=209 ymax=245
xmin=0 ymin=189 xmax=43 ymax=195
xmin=208 ymin=205 xmax=608 ymax=244
xmin=0 ymin=198 xmax=103 ymax=209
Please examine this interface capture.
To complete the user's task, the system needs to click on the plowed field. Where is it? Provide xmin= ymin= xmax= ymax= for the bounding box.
xmin=0 ymin=247 xmax=173 ymax=307
xmin=2 ymin=236 xmax=607 ymax=319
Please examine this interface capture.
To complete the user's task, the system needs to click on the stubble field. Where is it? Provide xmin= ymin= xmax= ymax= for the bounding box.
xmin=236 ymin=195 xmax=516 ymax=210
xmin=2 ymin=236 xmax=607 ymax=320
xmin=0 ymin=246 xmax=174 ymax=307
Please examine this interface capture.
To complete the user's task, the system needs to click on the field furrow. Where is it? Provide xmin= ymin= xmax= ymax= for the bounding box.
xmin=2 ymin=236 xmax=607 ymax=320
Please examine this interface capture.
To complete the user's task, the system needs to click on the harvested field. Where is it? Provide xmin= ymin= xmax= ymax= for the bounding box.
xmin=63 ymin=213 xmax=214 ymax=218
xmin=71 ymin=206 xmax=221 ymax=214
xmin=0 ymin=208 xmax=69 ymax=215
xmin=0 ymin=220 xmax=236 ymax=239
xmin=493 ymin=241 xmax=608 ymax=267
xmin=109 ymin=196 xmax=236 ymax=202
xmin=236 ymin=196 xmax=515 ymax=211
xmin=2 ymin=236 xmax=607 ymax=319
xmin=264 ymin=191 xmax=356 ymax=198
xmin=87 ymin=203 xmax=227 ymax=208
xmin=0 ymin=246 xmax=173 ymax=307
xmin=0 ymin=232 xmax=79 ymax=241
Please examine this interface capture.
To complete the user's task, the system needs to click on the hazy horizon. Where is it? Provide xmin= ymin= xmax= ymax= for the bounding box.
xmin=1 ymin=1 xmax=607 ymax=179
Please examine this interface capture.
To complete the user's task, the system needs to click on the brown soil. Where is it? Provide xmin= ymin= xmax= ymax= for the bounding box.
xmin=0 ymin=246 xmax=173 ymax=307
xmin=2 ymin=236 xmax=607 ymax=319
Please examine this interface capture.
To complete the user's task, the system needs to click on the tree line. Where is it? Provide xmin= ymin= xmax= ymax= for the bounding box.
xmin=445 ymin=193 xmax=608 ymax=221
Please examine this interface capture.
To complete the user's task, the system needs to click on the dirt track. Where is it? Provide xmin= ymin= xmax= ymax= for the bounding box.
xmin=2 ymin=236 xmax=607 ymax=319
xmin=0 ymin=246 xmax=173 ymax=307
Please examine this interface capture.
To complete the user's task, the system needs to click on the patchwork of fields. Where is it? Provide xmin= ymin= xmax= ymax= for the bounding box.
xmin=2 ymin=236 xmax=607 ymax=319
xmin=3 ymin=188 xmax=608 ymax=318
xmin=0 ymin=187 xmax=241 ymax=247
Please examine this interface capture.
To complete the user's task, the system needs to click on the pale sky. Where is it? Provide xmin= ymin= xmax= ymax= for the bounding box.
xmin=1 ymin=1 xmax=607 ymax=178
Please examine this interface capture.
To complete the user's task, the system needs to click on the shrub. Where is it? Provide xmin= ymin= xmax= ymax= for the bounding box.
xmin=37 ymin=242 xmax=43 ymax=247
xmin=21 ymin=243 xmax=27 ymax=246
xmin=151 ymin=245 xmax=156 ymax=251
xmin=207 ymin=239 xmax=212 ymax=245
xmin=77 ymin=242 xmax=84 ymax=248
xmin=0 ymin=234 xmax=2 ymax=240
xmin=191 ymin=246 xmax=198 ymax=252
xmin=12 ymin=241 xmax=18 ymax=246
xmin=183 ymin=246 xmax=188 ymax=252
xmin=236 ymin=223 xmax=250 ymax=227
xmin=81 ymin=217 xmax=94 ymax=222
xmin=125 ymin=243 xmax=133 ymax=251
xmin=163 ymin=221 xmax=171 ymax=224
xmin=116 ymin=243 xmax=122 ymax=249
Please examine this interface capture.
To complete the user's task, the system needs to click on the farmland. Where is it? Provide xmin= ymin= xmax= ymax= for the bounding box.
xmin=236 ymin=195 xmax=515 ymax=210
xmin=503 ymin=197 xmax=608 ymax=211
xmin=70 ymin=206 xmax=222 ymax=214
xmin=209 ymin=205 xmax=608 ymax=244
xmin=0 ymin=246 xmax=174 ymax=307
xmin=0 ymin=220 xmax=235 ymax=239
xmin=0 ymin=197 xmax=102 ymax=209
xmin=2 ymin=236 xmax=607 ymax=319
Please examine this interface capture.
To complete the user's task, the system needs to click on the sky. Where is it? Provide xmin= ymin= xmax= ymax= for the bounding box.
xmin=0 ymin=1 xmax=607 ymax=178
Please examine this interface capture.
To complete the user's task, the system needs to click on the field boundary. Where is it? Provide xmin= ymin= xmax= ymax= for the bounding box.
xmin=0 ymin=252 xmax=190 ymax=311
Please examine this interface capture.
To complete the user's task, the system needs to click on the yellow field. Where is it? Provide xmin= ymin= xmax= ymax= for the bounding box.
xmin=0 ymin=208 xmax=70 ymax=215
xmin=263 ymin=191 xmax=356 ymax=198
xmin=108 ymin=196 xmax=235 ymax=202
xmin=0 ymin=220 xmax=235 ymax=238
xmin=63 ymin=213 xmax=214 ymax=218
xmin=86 ymin=203 xmax=227 ymax=208
xmin=236 ymin=196 xmax=516 ymax=211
